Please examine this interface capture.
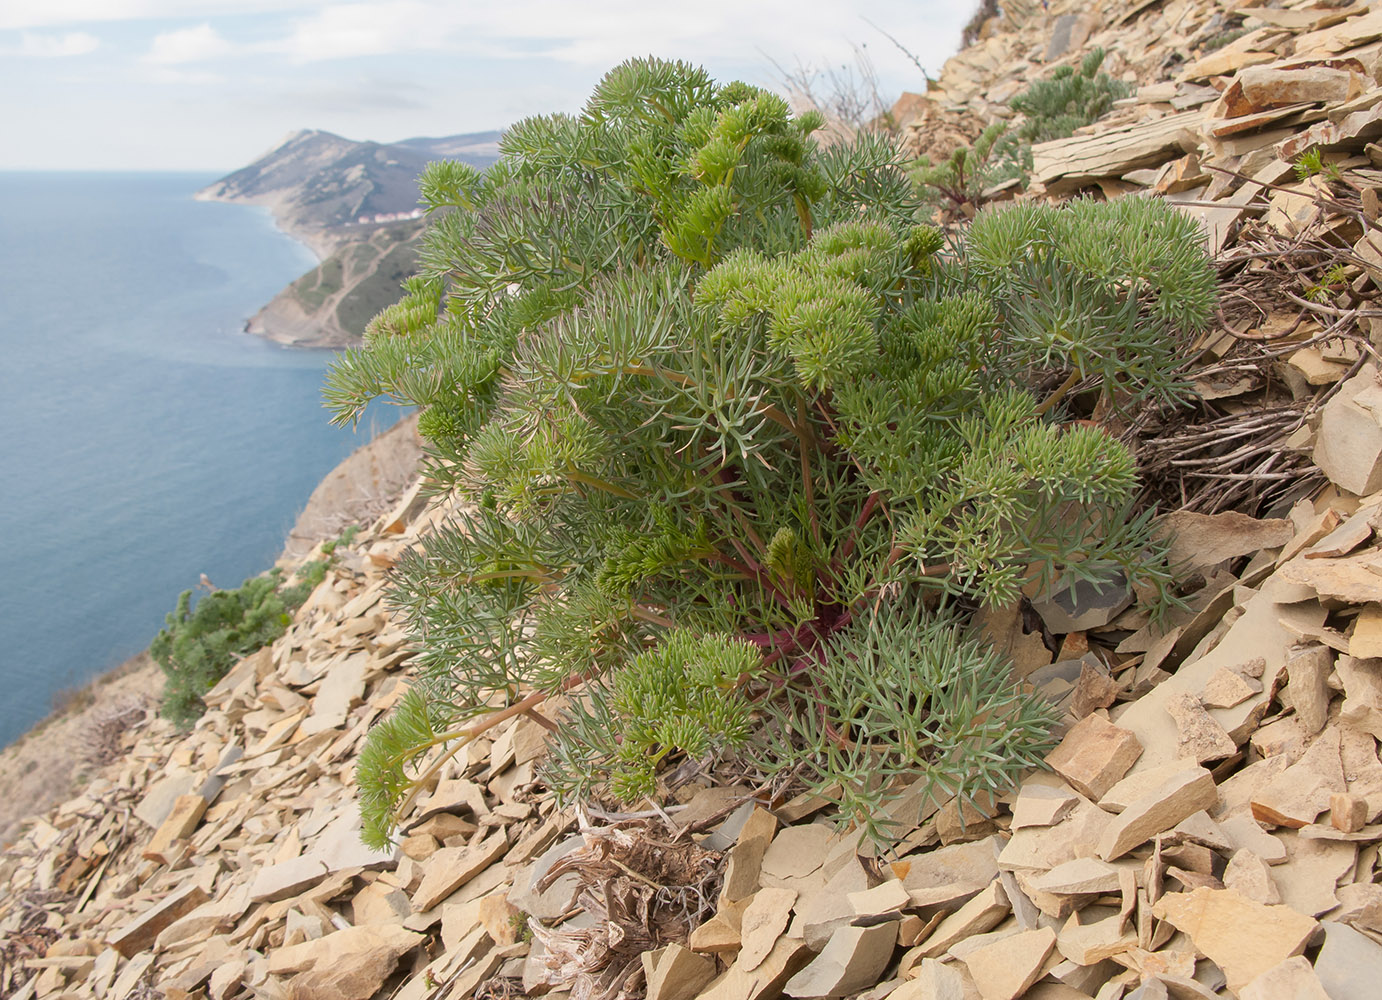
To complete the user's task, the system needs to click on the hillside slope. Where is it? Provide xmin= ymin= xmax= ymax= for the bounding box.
xmin=196 ymin=128 xmax=499 ymax=258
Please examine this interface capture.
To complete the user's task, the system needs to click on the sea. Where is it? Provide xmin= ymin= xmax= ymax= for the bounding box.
xmin=0 ymin=171 xmax=407 ymax=748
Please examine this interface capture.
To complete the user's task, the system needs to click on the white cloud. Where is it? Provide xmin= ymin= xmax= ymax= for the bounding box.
xmin=0 ymin=1 xmax=305 ymax=31
xmin=266 ymin=0 xmax=968 ymax=78
xmin=13 ymin=30 xmax=100 ymax=56
xmin=146 ymin=23 xmax=235 ymax=63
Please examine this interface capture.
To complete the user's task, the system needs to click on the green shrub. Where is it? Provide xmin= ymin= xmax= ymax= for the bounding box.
xmin=326 ymin=58 xmax=1217 ymax=849
xmin=1010 ymin=48 xmax=1132 ymax=145
xmin=151 ymin=568 xmax=313 ymax=727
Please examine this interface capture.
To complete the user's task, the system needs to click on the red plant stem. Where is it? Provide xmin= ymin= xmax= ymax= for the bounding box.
xmin=836 ymin=491 xmax=883 ymax=568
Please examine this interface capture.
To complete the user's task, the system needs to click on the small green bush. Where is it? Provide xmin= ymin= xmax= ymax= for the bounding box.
xmin=329 ymin=58 xmax=1217 ymax=850
xmin=1010 ymin=48 xmax=1132 ymax=145
xmin=151 ymin=568 xmax=313 ymax=727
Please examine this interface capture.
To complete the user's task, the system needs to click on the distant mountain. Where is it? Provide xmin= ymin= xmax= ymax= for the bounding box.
xmin=196 ymin=128 xmax=501 ymax=257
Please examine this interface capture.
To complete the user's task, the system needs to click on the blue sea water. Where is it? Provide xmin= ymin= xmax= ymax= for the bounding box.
xmin=0 ymin=171 xmax=405 ymax=747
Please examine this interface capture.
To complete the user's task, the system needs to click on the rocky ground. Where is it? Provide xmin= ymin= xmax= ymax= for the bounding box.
xmin=11 ymin=1 xmax=1382 ymax=999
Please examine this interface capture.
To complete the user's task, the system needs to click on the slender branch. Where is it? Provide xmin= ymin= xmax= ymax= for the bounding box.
xmin=1034 ymin=370 xmax=1082 ymax=418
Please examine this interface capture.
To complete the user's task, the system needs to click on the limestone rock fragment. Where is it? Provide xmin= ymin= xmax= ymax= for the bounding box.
xmin=1010 ymin=782 xmax=1078 ymax=830
xmin=1164 ymin=692 xmax=1237 ymax=763
xmin=1097 ymin=765 xmax=1218 ymax=861
xmin=1055 ymin=907 xmax=1136 ymax=967
xmin=1314 ymin=920 xmax=1382 ymax=1000
xmin=740 ymin=887 xmax=797 ymax=971
xmin=644 ymin=944 xmax=718 ymax=1000
xmin=411 ymin=829 xmax=508 ymax=911
xmin=1312 ymin=364 xmax=1382 ymax=495
xmin=1200 ymin=667 xmax=1259 ymax=710
xmin=268 ymin=924 xmax=423 ymax=1000
xmin=1223 ymin=850 xmax=1281 ymax=905
xmin=784 ymin=921 xmax=899 ymax=998
xmin=914 ymin=879 xmax=1010 ymax=959
xmin=958 ymin=926 xmax=1056 ymax=1000
xmin=1152 ymin=887 xmax=1318 ymax=993
xmin=1046 ymin=714 xmax=1144 ymax=801
xmin=1156 ymin=510 xmax=1293 ymax=572
xmin=1240 ymin=956 xmax=1329 ymax=1000
xmin=108 ymin=880 xmax=210 ymax=957
xmin=721 ymin=807 xmax=779 ymax=903
xmin=1285 ymin=645 xmax=1334 ymax=736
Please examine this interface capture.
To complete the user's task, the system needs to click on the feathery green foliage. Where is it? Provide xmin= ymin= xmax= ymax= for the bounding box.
xmin=151 ymin=566 xmax=321 ymax=727
xmin=327 ymin=58 xmax=1219 ymax=851
xmin=1010 ymin=48 xmax=1132 ymax=145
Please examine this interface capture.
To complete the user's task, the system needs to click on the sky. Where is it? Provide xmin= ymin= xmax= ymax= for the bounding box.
xmin=1 ymin=1 xmax=976 ymax=172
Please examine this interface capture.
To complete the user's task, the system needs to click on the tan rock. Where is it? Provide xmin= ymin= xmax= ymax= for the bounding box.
xmin=1010 ymin=783 xmax=1078 ymax=830
xmin=1070 ymin=660 xmax=1122 ymax=720
xmin=1272 ymin=832 xmax=1356 ymax=917
xmin=698 ymin=935 xmax=813 ymax=1000
xmin=207 ymin=958 xmax=246 ymax=1000
xmin=1157 ymin=510 xmax=1293 ymax=571
xmin=689 ymin=895 xmax=751 ymax=953
xmin=1238 ymin=65 xmax=1359 ymax=109
xmin=1046 ymin=714 xmax=1144 ymax=802
xmin=915 ymin=879 xmax=1010 ymax=959
xmin=1200 ymin=667 xmax=1260 ymax=710
xmin=798 ymin=857 xmax=872 ymax=951
xmin=476 ymin=893 xmax=522 ymax=945
xmin=721 ymin=807 xmax=779 ymax=903
xmin=1240 ymin=955 xmax=1330 ymax=1000
xmin=1152 ymin=887 xmax=1318 ymax=993
xmin=762 ymin=823 xmax=837 ymax=881
xmin=1097 ymin=766 xmax=1218 ymax=861
xmin=251 ymin=812 xmax=396 ymax=902
xmin=1165 ymin=692 xmax=1237 ymax=763
xmin=645 ymin=944 xmax=718 ymax=1000
xmin=1331 ymin=791 xmax=1369 ymax=833
xmin=271 ymin=924 xmax=423 ymax=1000
xmin=959 ymin=926 xmax=1056 ymax=1000
xmin=1286 ymin=645 xmax=1334 ymax=736
xmin=1351 ymin=605 xmax=1382 ymax=659
xmin=889 ymin=958 xmax=970 ymax=1000
xmin=108 ymin=880 xmax=210 ymax=957
xmin=1223 ymin=850 xmax=1281 ymax=905
xmin=1338 ymin=654 xmax=1382 ymax=738
xmin=902 ymin=836 xmax=1002 ymax=908
xmin=1282 ymin=549 xmax=1382 ymax=605
xmin=399 ymin=833 xmax=439 ymax=861
xmin=1029 ymin=858 xmax=1122 ymax=897
xmin=411 ymin=829 xmax=508 ymax=911
xmin=1220 ymin=815 xmax=1287 ymax=864
xmin=1100 ymin=760 xmax=1192 ymax=813
xmin=740 ymin=887 xmax=797 ymax=972
xmin=784 ymin=921 xmax=899 ymax=998
xmin=1112 ymin=574 xmax=1326 ymax=773
xmin=1056 ymin=908 xmax=1136 ymax=966
xmin=848 ymin=879 xmax=911 ymax=918
xmin=1251 ymin=728 xmax=1346 ymax=829
xmin=1336 ymin=883 xmax=1382 ymax=933
xmin=141 ymin=793 xmax=208 ymax=863
xmin=1000 ymin=798 xmax=1112 ymax=873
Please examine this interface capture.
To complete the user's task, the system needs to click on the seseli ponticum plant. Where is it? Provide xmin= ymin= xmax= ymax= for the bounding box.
xmin=324 ymin=58 xmax=1219 ymax=850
